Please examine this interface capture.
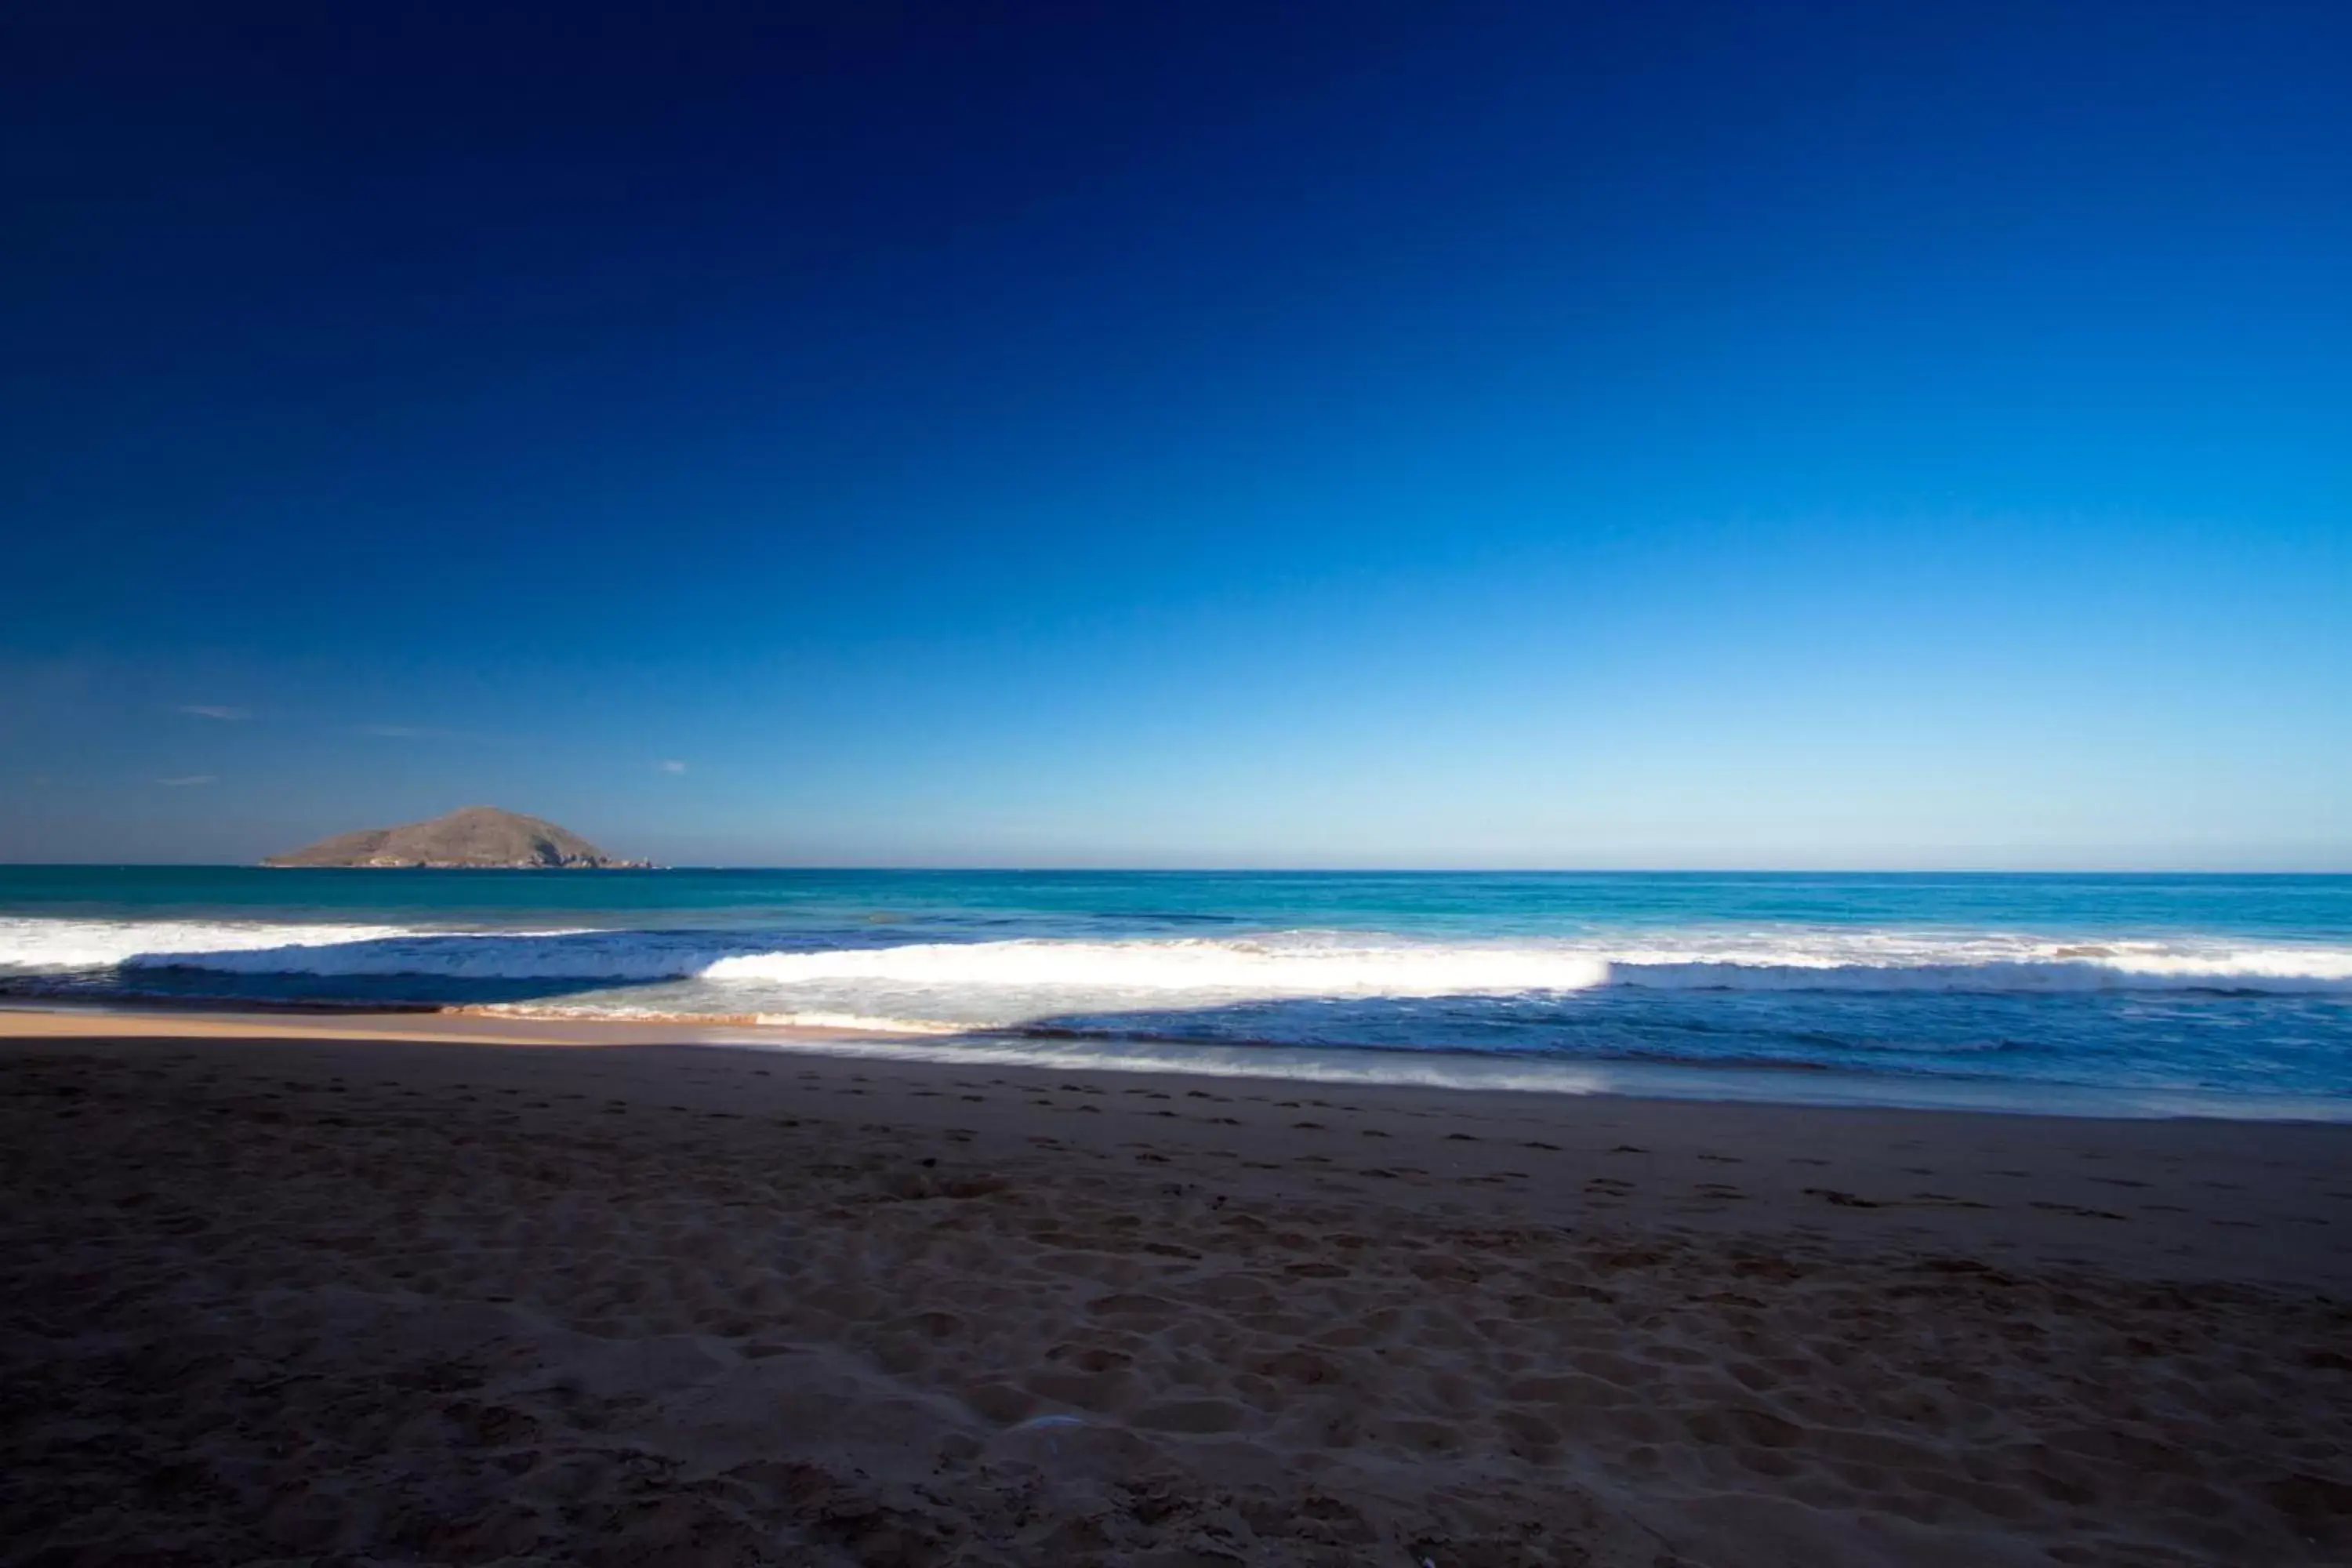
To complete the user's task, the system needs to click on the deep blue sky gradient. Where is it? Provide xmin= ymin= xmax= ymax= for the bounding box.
xmin=4 ymin=1 xmax=2347 ymax=865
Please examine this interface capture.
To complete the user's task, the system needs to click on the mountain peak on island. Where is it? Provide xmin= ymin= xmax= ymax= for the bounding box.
xmin=263 ymin=807 xmax=648 ymax=869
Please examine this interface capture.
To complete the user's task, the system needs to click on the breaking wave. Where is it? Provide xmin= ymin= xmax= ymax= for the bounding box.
xmin=5 ymin=919 xmax=2350 ymax=999
xmin=0 ymin=918 xmax=425 ymax=973
xmin=708 ymin=936 xmax=2352 ymax=996
xmin=700 ymin=939 xmax=1613 ymax=994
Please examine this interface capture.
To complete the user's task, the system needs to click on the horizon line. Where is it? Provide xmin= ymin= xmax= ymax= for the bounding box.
xmin=5 ymin=862 xmax=2350 ymax=877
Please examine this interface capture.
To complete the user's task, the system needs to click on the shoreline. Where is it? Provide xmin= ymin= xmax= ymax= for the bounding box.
xmin=5 ymin=1004 xmax=2350 ymax=1291
xmin=7 ymin=997 xmax=2348 ymax=1124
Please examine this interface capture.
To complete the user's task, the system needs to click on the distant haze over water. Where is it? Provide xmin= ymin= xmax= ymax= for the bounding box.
xmin=4 ymin=869 xmax=2347 ymax=1117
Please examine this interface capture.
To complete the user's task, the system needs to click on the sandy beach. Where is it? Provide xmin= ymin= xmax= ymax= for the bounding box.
xmin=4 ymin=1009 xmax=2349 ymax=1566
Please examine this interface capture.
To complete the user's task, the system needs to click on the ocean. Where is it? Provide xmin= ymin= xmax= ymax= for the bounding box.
xmin=4 ymin=867 xmax=2348 ymax=1117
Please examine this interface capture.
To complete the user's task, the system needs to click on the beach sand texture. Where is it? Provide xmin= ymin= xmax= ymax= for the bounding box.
xmin=4 ymin=1018 xmax=2350 ymax=1566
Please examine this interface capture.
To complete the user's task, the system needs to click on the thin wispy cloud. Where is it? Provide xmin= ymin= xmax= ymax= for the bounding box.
xmin=157 ymin=774 xmax=217 ymax=787
xmin=352 ymin=724 xmax=443 ymax=739
xmin=177 ymin=705 xmax=249 ymax=721
xmin=659 ymin=759 xmax=689 ymax=774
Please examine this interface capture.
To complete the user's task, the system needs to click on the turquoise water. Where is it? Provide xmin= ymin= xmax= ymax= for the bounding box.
xmin=5 ymin=868 xmax=2349 ymax=1114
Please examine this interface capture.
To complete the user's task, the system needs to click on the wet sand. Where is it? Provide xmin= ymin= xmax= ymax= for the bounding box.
xmin=4 ymin=1009 xmax=2349 ymax=1565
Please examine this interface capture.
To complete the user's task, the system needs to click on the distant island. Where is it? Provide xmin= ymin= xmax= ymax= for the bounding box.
xmin=262 ymin=807 xmax=651 ymax=869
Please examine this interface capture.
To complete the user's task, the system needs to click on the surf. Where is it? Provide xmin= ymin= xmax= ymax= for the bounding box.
xmin=6 ymin=919 xmax=2352 ymax=995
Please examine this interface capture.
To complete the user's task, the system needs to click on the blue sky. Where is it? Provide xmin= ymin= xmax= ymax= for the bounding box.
xmin=3 ymin=1 xmax=2347 ymax=866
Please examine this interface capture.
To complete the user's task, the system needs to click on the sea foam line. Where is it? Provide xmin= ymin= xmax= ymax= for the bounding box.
xmin=5 ymin=920 xmax=2351 ymax=995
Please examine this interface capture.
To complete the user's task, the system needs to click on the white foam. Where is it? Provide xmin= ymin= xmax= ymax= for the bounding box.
xmin=1606 ymin=955 xmax=2352 ymax=993
xmin=702 ymin=938 xmax=1614 ymax=995
xmin=468 ymin=1002 xmax=974 ymax=1036
xmin=0 ymin=917 xmax=423 ymax=972
xmin=751 ymin=1011 xmax=977 ymax=1035
xmin=4 ymin=920 xmax=2347 ymax=1005
xmin=700 ymin=931 xmax=2352 ymax=1004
